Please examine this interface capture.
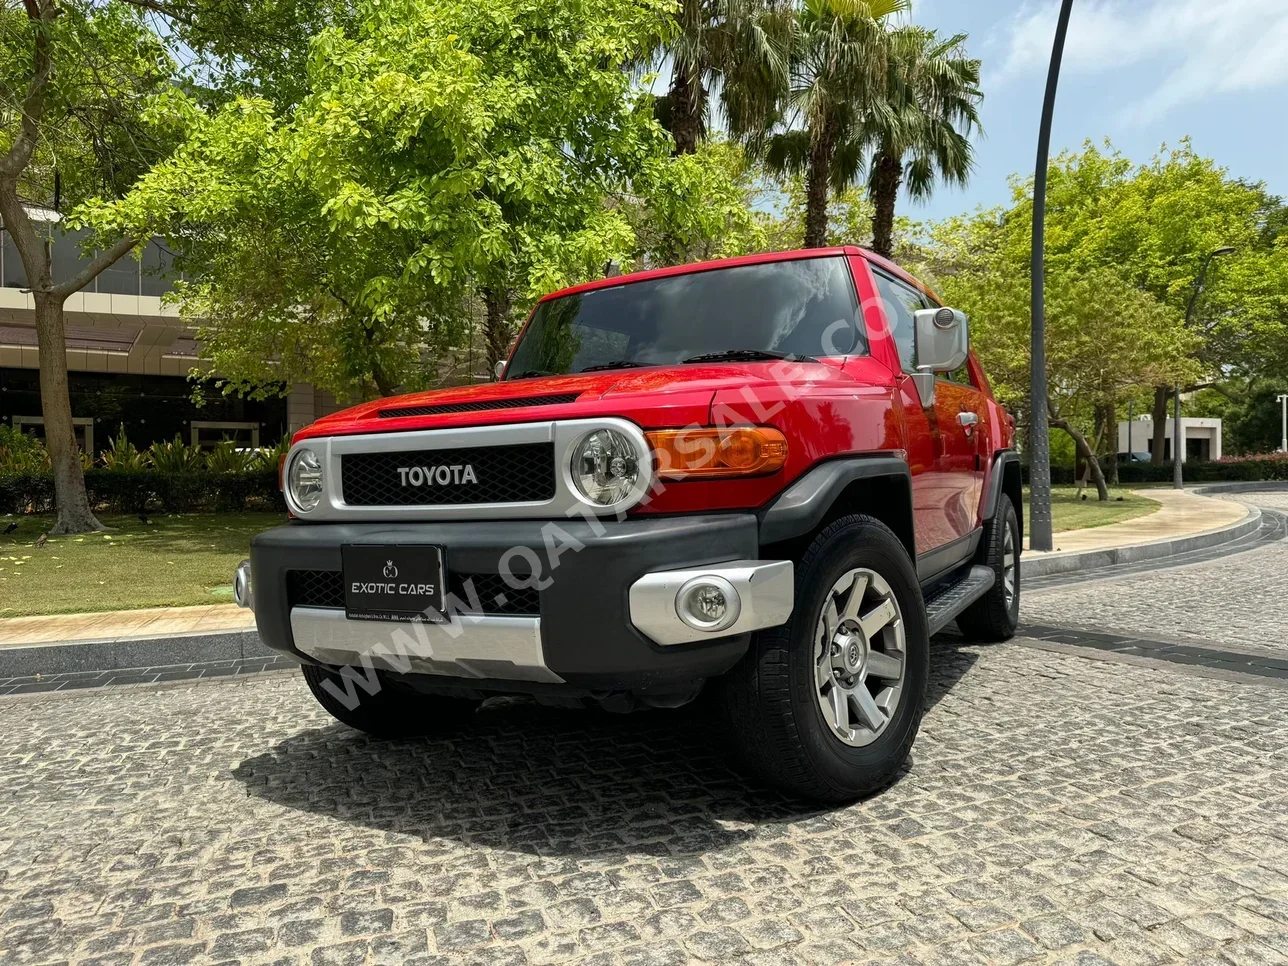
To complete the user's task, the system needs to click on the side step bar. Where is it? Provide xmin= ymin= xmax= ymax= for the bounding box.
xmin=925 ymin=565 xmax=996 ymax=636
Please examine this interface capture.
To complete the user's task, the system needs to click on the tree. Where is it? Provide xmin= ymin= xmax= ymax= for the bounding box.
xmin=627 ymin=139 xmax=770 ymax=266
xmin=940 ymin=263 xmax=1197 ymax=499
xmin=650 ymin=0 xmax=791 ymax=155
xmin=0 ymin=0 xmax=181 ymax=533
xmin=862 ymin=25 xmax=980 ymax=259
xmin=757 ymin=0 xmax=906 ymax=248
xmin=91 ymin=0 xmax=678 ymax=399
xmin=993 ymin=141 xmax=1288 ymax=463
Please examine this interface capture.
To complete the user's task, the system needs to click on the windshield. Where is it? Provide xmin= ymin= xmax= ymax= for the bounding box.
xmin=504 ymin=256 xmax=865 ymax=378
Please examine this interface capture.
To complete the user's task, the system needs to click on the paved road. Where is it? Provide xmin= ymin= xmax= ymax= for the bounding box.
xmin=2 ymin=491 xmax=1288 ymax=966
xmin=1023 ymin=490 xmax=1288 ymax=652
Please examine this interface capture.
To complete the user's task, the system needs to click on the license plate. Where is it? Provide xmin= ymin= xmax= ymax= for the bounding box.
xmin=342 ymin=545 xmax=445 ymax=622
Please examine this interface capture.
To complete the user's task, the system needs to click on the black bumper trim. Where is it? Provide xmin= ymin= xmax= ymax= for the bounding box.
xmin=249 ymin=514 xmax=760 ymax=691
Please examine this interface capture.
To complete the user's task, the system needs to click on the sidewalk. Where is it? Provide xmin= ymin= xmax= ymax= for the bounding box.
xmin=0 ymin=603 xmax=254 ymax=648
xmin=1025 ymin=488 xmax=1247 ymax=555
xmin=1023 ymin=487 xmax=1255 ymax=577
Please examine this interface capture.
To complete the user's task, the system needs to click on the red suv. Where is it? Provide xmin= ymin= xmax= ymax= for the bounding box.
xmin=237 ymin=247 xmax=1022 ymax=802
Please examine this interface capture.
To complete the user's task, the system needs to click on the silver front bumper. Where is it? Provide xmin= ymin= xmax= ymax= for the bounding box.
xmin=284 ymin=558 xmax=794 ymax=683
xmin=289 ymin=607 xmax=562 ymax=683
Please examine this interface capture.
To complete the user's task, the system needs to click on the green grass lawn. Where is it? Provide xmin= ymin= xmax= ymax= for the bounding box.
xmin=0 ymin=487 xmax=1164 ymax=618
xmin=1024 ymin=486 xmax=1161 ymax=534
xmin=0 ymin=512 xmax=282 ymax=618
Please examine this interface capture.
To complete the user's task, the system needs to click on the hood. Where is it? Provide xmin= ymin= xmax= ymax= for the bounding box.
xmin=295 ymin=360 xmax=853 ymax=440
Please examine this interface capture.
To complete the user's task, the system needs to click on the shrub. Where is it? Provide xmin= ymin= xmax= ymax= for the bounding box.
xmin=148 ymin=434 xmax=202 ymax=473
xmin=0 ymin=425 xmax=50 ymax=473
xmin=0 ymin=472 xmax=56 ymax=514
xmin=204 ymin=439 xmax=257 ymax=474
xmin=2 ymin=469 xmax=283 ymax=515
xmin=101 ymin=426 xmax=147 ymax=472
xmin=1025 ymin=456 xmax=1288 ymax=486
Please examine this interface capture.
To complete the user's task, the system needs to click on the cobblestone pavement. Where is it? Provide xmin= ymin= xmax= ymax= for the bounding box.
xmin=3 ymin=633 xmax=1288 ymax=966
xmin=1023 ymin=490 xmax=1288 ymax=652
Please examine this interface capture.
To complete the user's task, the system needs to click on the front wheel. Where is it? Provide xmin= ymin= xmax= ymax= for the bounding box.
xmin=715 ymin=514 xmax=929 ymax=802
xmin=301 ymin=663 xmax=480 ymax=738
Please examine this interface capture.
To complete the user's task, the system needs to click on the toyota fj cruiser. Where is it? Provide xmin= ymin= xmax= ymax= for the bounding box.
xmin=237 ymin=247 xmax=1022 ymax=802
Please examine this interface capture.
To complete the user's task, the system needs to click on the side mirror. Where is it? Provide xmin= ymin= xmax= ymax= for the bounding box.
xmin=494 ymin=359 xmax=506 ymax=380
xmin=910 ymin=307 xmax=969 ymax=405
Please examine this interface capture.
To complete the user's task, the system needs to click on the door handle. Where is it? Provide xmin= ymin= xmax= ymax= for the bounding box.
xmin=957 ymin=412 xmax=979 ymax=427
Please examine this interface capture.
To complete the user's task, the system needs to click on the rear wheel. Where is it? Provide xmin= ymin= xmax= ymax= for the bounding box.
xmin=301 ymin=663 xmax=479 ymax=738
xmin=715 ymin=514 xmax=929 ymax=802
xmin=956 ymin=494 xmax=1020 ymax=642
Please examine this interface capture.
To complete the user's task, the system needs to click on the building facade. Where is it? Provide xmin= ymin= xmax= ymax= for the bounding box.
xmin=1117 ymin=417 xmax=1223 ymax=462
xmin=0 ymin=225 xmax=339 ymax=454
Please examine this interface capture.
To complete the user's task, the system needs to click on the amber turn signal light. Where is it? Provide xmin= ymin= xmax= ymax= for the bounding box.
xmin=646 ymin=427 xmax=788 ymax=480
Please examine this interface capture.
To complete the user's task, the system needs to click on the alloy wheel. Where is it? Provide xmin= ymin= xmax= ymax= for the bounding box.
xmin=813 ymin=568 xmax=907 ymax=748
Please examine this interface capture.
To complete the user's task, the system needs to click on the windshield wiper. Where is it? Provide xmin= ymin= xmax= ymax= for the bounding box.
xmin=682 ymin=349 xmax=817 ymax=364
xmin=508 ymin=369 xmax=555 ymax=379
xmin=576 ymin=360 xmax=647 ymax=373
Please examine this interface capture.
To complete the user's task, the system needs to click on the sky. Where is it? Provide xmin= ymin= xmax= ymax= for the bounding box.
xmin=906 ymin=0 xmax=1288 ymax=223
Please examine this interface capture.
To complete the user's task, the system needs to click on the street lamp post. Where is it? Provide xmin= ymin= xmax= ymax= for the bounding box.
xmin=1174 ymin=246 xmax=1236 ymax=489
xmin=1029 ymin=0 xmax=1075 ymax=553
xmin=1278 ymin=393 xmax=1287 ymax=453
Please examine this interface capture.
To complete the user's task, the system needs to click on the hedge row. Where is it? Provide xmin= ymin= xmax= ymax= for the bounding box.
xmin=0 ymin=470 xmax=285 ymax=515
xmin=1023 ymin=458 xmax=1288 ymax=486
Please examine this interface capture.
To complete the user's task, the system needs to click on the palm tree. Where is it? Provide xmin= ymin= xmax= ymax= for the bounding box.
xmin=755 ymin=0 xmax=908 ymax=248
xmin=654 ymin=0 xmax=793 ymax=155
xmin=864 ymin=27 xmax=981 ymax=258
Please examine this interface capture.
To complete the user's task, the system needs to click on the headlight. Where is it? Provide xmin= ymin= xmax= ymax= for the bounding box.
xmin=287 ymin=448 xmax=325 ymax=512
xmin=571 ymin=429 xmax=641 ymax=506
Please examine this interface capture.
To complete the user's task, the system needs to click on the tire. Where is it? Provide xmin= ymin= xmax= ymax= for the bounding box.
xmin=956 ymin=493 xmax=1020 ymax=642
xmin=301 ymin=663 xmax=479 ymax=739
xmin=714 ymin=514 xmax=929 ymax=803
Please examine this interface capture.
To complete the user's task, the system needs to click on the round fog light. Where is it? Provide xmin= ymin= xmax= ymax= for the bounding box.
xmin=675 ymin=575 xmax=741 ymax=632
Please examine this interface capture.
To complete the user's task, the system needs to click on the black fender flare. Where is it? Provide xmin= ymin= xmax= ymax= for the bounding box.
xmin=758 ymin=457 xmax=914 ymax=553
xmin=982 ymin=448 xmax=1022 ymax=532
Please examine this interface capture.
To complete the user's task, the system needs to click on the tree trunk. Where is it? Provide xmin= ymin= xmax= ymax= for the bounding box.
xmin=1104 ymin=401 xmax=1119 ymax=485
xmin=484 ymin=287 xmax=512 ymax=377
xmin=33 ymin=293 xmax=106 ymax=533
xmin=667 ymin=62 xmax=705 ymax=156
xmin=1150 ymin=385 xmax=1169 ymax=464
xmin=1048 ymin=399 xmax=1109 ymax=501
xmin=869 ymin=148 xmax=902 ymax=259
xmin=803 ymin=126 xmax=833 ymax=249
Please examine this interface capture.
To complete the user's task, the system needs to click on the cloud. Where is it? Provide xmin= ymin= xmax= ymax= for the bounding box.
xmin=992 ymin=0 xmax=1288 ymax=125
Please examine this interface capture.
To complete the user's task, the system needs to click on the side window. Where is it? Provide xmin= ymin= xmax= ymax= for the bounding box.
xmin=872 ymin=272 xmax=924 ymax=372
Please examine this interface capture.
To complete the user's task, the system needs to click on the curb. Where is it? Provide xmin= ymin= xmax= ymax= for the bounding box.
xmin=0 ymin=629 xmax=276 ymax=679
xmin=1022 ymin=502 xmax=1263 ymax=579
xmin=1191 ymin=481 xmax=1288 ymax=495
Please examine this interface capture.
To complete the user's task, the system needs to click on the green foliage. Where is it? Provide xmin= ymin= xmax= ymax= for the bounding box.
xmin=629 ymin=140 xmax=770 ymax=267
xmin=991 ymin=140 xmax=1288 ymax=382
xmin=148 ymin=434 xmax=202 ymax=473
xmin=203 ymin=440 xmax=256 ymax=474
xmin=919 ymin=139 xmax=1288 ymax=453
xmin=0 ymin=426 xmax=49 ymax=473
xmin=89 ymin=0 xmax=679 ymax=401
xmin=0 ymin=470 xmax=284 ymax=516
xmin=255 ymin=433 xmax=294 ymax=473
xmin=100 ymin=426 xmax=148 ymax=472
xmin=1190 ymin=385 xmax=1288 ymax=456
